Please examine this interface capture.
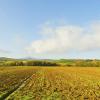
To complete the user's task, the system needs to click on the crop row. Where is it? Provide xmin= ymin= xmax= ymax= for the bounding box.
xmin=0 ymin=66 xmax=38 ymax=99
xmin=7 ymin=67 xmax=100 ymax=100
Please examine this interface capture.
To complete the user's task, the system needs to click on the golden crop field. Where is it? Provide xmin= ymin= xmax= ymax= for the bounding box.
xmin=0 ymin=66 xmax=38 ymax=99
xmin=1 ymin=67 xmax=100 ymax=100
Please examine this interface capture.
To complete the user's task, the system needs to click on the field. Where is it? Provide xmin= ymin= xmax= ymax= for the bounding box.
xmin=0 ymin=66 xmax=38 ymax=99
xmin=1 ymin=67 xmax=100 ymax=100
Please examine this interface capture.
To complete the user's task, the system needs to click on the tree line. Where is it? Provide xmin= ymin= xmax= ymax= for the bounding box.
xmin=0 ymin=60 xmax=59 ymax=66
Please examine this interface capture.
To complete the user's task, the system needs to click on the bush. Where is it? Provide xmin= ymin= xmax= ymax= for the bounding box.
xmin=4 ymin=61 xmax=23 ymax=66
xmin=3 ymin=60 xmax=59 ymax=66
xmin=23 ymin=60 xmax=59 ymax=66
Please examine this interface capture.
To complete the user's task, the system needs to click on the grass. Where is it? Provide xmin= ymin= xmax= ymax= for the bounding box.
xmin=0 ymin=66 xmax=99 ymax=100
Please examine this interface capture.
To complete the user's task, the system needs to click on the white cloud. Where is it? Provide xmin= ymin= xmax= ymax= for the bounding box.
xmin=27 ymin=21 xmax=100 ymax=55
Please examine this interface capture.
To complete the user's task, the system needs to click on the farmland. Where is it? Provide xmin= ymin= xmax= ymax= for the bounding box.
xmin=1 ymin=67 xmax=100 ymax=99
xmin=0 ymin=66 xmax=38 ymax=99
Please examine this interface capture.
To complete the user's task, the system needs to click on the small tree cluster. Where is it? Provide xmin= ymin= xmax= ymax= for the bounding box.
xmin=3 ymin=60 xmax=59 ymax=66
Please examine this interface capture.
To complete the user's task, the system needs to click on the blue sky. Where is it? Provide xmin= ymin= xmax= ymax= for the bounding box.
xmin=0 ymin=0 xmax=100 ymax=59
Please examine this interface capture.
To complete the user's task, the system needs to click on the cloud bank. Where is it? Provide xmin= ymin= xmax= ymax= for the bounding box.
xmin=27 ymin=21 xmax=100 ymax=55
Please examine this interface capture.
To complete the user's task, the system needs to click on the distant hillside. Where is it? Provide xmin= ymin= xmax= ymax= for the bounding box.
xmin=0 ymin=57 xmax=15 ymax=61
xmin=0 ymin=57 xmax=59 ymax=66
xmin=0 ymin=57 xmax=100 ymax=67
xmin=55 ymin=59 xmax=100 ymax=67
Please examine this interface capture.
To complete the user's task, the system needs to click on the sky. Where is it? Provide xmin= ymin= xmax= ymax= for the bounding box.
xmin=0 ymin=0 xmax=100 ymax=59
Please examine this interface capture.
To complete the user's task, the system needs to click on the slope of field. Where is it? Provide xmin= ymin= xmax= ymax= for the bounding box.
xmin=5 ymin=67 xmax=100 ymax=100
xmin=0 ymin=66 xmax=38 ymax=99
